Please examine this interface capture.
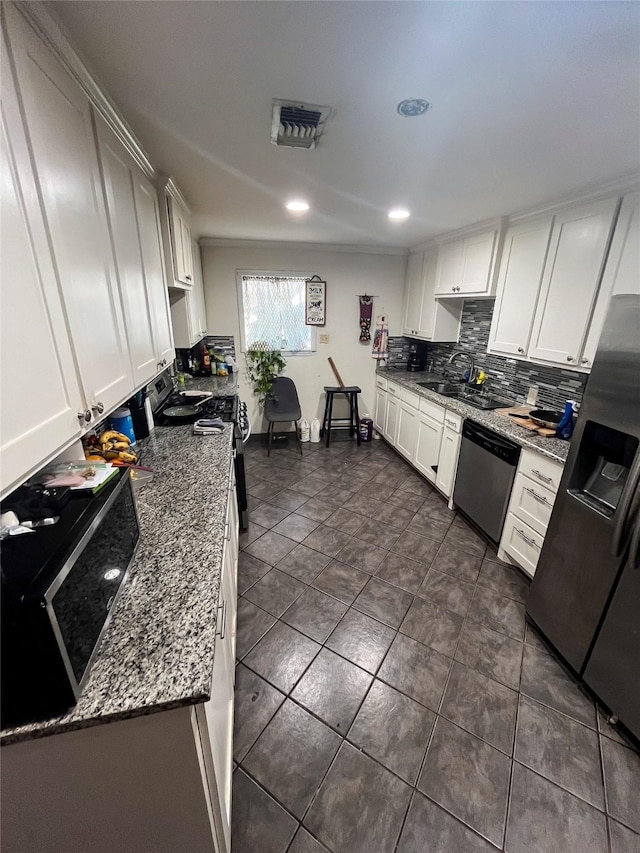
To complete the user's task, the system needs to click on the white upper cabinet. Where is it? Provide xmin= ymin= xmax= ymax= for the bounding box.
xmin=170 ymin=240 xmax=207 ymax=348
xmin=403 ymin=248 xmax=461 ymax=342
xmin=5 ymin=4 xmax=131 ymax=414
xmin=94 ymin=117 xmax=158 ymax=387
xmin=528 ymin=197 xmax=618 ymax=367
xmin=158 ymin=179 xmax=194 ymax=289
xmin=581 ymin=192 xmax=639 ymax=369
xmin=402 ymin=252 xmax=424 ymax=336
xmin=435 ymin=226 xmax=500 ymax=298
xmin=0 ymin=37 xmax=84 ymax=497
xmin=95 ymin=116 xmax=175 ymax=383
xmin=133 ymin=173 xmax=175 ymax=368
xmin=488 ymin=216 xmax=554 ymax=357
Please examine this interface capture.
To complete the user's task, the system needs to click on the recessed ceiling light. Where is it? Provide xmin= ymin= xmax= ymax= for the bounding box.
xmin=388 ymin=208 xmax=410 ymax=220
xmin=397 ymin=99 xmax=431 ymax=117
xmin=285 ymin=199 xmax=310 ymax=212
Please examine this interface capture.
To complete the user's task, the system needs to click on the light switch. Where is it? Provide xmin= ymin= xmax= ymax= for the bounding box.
xmin=319 ymin=334 xmax=330 ymax=344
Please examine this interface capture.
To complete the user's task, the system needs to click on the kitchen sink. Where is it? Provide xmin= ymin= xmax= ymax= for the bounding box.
xmin=443 ymin=391 xmax=506 ymax=410
xmin=417 ymin=381 xmax=463 ymax=394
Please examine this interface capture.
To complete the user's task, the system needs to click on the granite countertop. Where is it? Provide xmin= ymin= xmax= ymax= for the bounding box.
xmin=379 ymin=368 xmax=570 ymax=463
xmin=2 ymin=376 xmax=237 ymax=745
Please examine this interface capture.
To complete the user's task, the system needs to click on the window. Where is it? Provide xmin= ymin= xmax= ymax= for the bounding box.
xmin=237 ymin=272 xmax=316 ymax=354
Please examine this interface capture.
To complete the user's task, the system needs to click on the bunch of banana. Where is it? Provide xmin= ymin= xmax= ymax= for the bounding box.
xmin=84 ymin=430 xmax=138 ymax=464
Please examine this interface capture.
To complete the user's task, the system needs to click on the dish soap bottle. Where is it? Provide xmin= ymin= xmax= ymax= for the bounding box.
xmin=556 ymin=401 xmax=575 ymax=440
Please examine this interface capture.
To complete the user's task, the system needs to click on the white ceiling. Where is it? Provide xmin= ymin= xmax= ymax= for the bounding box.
xmin=51 ymin=1 xmax=640 ymax=248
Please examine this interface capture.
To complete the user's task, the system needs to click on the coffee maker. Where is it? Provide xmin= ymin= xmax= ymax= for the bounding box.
xmin=407 ymin=340 xmax=428 ymax=372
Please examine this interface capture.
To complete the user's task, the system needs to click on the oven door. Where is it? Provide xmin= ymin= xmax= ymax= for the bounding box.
xmin=46 ymin=475 xmax=140 ymax=693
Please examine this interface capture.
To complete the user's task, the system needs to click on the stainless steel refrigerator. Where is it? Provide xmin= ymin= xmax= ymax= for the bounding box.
xmin=527 ymin=294 xmax=640 ymax=739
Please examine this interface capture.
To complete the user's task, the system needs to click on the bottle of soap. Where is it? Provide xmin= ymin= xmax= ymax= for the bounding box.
xmin=556 ymin=401 xmax=575 ymax=440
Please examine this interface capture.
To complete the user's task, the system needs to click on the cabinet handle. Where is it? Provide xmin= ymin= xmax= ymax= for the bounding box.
xmin=531 ymin=468 xmax=553 ymax=484
xmin=215 ymin=599 xmax=227 ymax=640
xmin=517 ymin=347 xmax=524 ymax=354
xmin=185 ymin=274 xmax=192 ymax=281
xmin=91 ymin=401 xmax=105 ymax=415
xmin=224 ymin=521 xmax=230 ymax=541
xmin=515 ymin=527 xmax=539 ymax=549
xmin=524 ymin=487 xmax=548 ymax=505
xmin=581 ymin=358 xmax=589 ymax=365
xmin=78 ymin=409 xmax=92 ymax=423
xmin=445 ymin=419 xmax=457 ymax=429
xmin=566 ymin=356 xmax=574 ymax=362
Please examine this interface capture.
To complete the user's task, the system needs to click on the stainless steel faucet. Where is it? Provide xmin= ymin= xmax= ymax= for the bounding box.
xmin=447 ymin=350 xmax=476 ymax=382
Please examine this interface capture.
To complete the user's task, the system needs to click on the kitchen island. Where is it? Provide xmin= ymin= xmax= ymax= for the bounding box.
xmin=1 ymin=374 xmax=239 ymax=853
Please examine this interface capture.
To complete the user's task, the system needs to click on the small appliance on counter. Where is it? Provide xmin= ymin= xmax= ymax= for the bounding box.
xmin=407 ymin=340 xmax=428 ymax=372
xmin=1 ymin=471 xmax=138 ymax=726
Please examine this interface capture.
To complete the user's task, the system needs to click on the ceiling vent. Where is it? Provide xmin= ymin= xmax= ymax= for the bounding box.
xmin=270 ymin=99 xmax=331 ymax=149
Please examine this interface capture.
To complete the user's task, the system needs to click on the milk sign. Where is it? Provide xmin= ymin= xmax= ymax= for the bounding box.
xmin=305 ymin=275 xmax=326 ymax=326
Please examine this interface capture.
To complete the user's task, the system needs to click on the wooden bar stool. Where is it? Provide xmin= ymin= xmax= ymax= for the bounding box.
xmin=321 ymin=386 xmax=362 ymax=447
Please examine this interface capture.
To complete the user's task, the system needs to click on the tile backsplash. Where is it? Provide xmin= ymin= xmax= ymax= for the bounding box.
xmin=386 ymin=300 xmax=588 ymax=410
xmin=422 ymin=299 xmax=588 ymax=409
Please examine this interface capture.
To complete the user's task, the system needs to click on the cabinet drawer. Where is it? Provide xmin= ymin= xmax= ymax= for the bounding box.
xmin=387 ymin=381 xmax=401 ymax=399
xmin=443 ymin=411 xmax=462 ymax=433
xmin=418 ymin=396 xmax=445 ymax=423
xmin=510 ymin=472 xmax=556 ymax=536
xmin=400 ymin=387 xmax=420 ymax=409
xmin=502 ymin=512 xmax=544 ymax=578
xmin=519 ymin=449 xmax=563 ymax=495
xmin=375 ymin=376 xmax=388 ymax=391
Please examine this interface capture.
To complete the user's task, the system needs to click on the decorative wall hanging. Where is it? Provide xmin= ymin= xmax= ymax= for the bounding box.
xmin=305 ymin=275 xmax=326 ymax=326
xmin=372 ymin=313 xmax=389 ymax=361
xmin=359 ymin=294 xmax=374 ymax=343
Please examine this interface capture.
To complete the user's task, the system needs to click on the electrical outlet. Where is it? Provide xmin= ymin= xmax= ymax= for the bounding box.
xmin=319 ymin=334 xmax=330 ymax=344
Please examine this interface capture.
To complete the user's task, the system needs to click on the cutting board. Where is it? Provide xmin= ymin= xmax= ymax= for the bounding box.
xmin=495 ymin=405 xmax=557 ymax=438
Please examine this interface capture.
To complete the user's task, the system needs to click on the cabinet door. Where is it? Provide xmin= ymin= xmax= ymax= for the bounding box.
xmin=436 ymin=426 xmax=462 ymax=497
xmin=6 ymin=6 xmax=131 ymax=414
xmin=396 ymin=403 xmax=418 ymax=462
xmin=419 ymin=248 xmax=462 ymax=341
xmin=133 ymin=174 xmax=174 ymax=367
xmin=414 ymin=413 xmax=443 ymax=483
xmin=0 ymin=43 xmax=83 ymax=497
xmin=489 ymin=217 xmax=554 ymax=357
xmin=459 ymin=230 xmax=497 ymax=294
xmin=435 ymin=240 xmax=464 ymax=295
xmin=528 ymin=198 xmax=618 ymax=367
xmin=403 ymin=252 xmax=424 ymax=336
xmin=94 ymin=117 xmax=157 ymax=387
xmin=384 ymin=392 xmax=399 ymax=443
xmin=374 ymin=387 xmax=387 ymax=433
xmin=169 ymin=198 xmax=193 ymax=286
xmin=581 ymin=192 xmax=639 ymax=369
xmin=191 ymin=239 xmax=207 ymax=340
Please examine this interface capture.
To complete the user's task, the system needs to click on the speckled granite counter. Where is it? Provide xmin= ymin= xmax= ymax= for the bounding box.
xmin=378 ymin=368 xmax=571 ymax=463
xmin=2 ymin=380 xmax=236 ymax=745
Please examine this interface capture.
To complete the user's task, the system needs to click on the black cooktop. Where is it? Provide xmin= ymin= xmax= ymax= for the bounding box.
xmin=153 ymin=393 xmax=238 ymax=426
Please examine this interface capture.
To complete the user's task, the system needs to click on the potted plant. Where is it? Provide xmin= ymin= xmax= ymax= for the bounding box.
xmin=245 ymin=344 xmax=286 ymax=406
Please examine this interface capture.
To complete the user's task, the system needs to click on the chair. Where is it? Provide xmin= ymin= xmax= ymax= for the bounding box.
xmin=264 ymin=377 xmax=303 ymax=456
xmin=320 ymin=386 xmax=361 ymax=448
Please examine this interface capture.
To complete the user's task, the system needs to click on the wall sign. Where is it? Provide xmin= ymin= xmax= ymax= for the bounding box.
xmin=305 ymin=275 xmax=326 ymax=326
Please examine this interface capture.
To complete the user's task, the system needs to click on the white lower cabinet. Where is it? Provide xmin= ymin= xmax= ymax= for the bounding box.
xmin=500 ymin=448 xmax=564 ymax=577
xmin=396 ymin=402 xmax=419 ymax=462
xmin=413 ymin=401 xmax=445 ymax=483
xmin=374 ymin=377 xmax=387 ymax=434
xmin=384 ymin=383 xmax=400 ymax=442
xmin=435 ymin=413 xmax=462 ymax=498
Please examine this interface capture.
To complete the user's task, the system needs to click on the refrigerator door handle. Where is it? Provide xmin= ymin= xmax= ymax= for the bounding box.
xmin=629 ymin=491 xmax=640 ymax=570
xmin=611 ymin=453 xmax=640 ymax=557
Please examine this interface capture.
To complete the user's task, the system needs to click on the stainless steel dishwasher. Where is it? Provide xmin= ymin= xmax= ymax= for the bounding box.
xmin=453 ymin=421 xmax=521 ymax=543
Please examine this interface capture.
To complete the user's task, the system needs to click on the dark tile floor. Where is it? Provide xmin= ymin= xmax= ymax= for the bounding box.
xmin=232 ymin=437 xmax=640 ymax=853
